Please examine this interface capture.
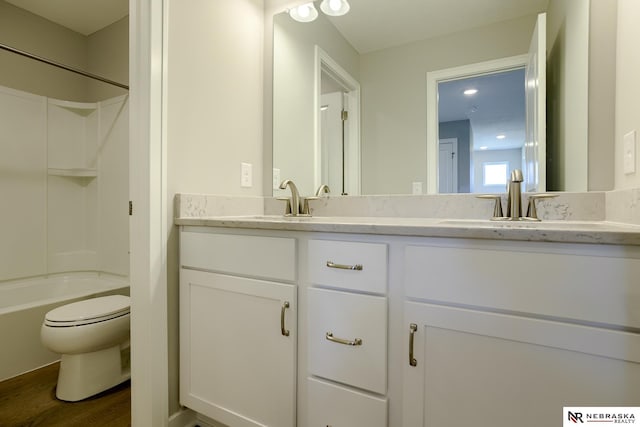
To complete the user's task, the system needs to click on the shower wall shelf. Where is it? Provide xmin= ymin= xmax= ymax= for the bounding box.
xmin=47 ymin=168 xmax=98 ymax=178
xmin=48 ymin=98 xmax=98 ymax=115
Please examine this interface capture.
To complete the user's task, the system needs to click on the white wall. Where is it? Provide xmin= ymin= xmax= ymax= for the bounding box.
xmin=615 ymin=0 xmax=640 ymax=189
xmin=165 ymin=0 xmax=265 ymax=415
xmin=360 ymin=14 xmax=537 ymax=195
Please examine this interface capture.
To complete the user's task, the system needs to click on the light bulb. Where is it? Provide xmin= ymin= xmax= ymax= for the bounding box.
xmin=320 ymin=0 xmax=350 ymax=16
xmin=289 ymin=2 xmax=318 ymax=22
xmin=297 ymin=4 xmax=310 ymax=18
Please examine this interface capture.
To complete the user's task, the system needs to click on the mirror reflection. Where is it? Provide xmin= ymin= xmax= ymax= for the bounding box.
xmin=273 ymin=0 xmax=609 ymax=196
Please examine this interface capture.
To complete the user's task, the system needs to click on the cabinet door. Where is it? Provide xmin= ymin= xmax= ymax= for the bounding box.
xmin=403 ymin=302 xmax=640 ymax=427
xmin=180 ymin=268 xmax=296 ymax=427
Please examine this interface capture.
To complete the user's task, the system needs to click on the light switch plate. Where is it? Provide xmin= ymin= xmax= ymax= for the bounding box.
xmin=241 ymin=162 xmax=252 ymax=187
xmin=624 ymin=131 xmax=636 ymax=175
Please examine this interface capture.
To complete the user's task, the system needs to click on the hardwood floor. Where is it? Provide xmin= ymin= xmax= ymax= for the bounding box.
xmin=0 ymin=362 xmax=130 ymax=427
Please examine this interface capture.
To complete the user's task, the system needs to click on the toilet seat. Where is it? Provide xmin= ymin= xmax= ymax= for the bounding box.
xmin=44 ymin=295 xmax=130 ymax=327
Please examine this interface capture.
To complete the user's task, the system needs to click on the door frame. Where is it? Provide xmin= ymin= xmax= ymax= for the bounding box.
xmin=426 ymin=54 xmax=528 ymax=194
xmin=314 ymin=46 xmax=361 ymax=195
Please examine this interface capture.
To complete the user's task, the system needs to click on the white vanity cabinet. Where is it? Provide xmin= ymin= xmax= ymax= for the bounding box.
xmin=401 ymin=241 xmax=640 ymax=427
xmin=179 ymin=227 xmax=297 ymax=427
xmin=306 ymin=239 xmax=389 ymax=427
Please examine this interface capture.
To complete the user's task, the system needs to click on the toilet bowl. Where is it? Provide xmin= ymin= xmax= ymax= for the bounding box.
xmin=41 ymin=294 xmax=131 ymax=402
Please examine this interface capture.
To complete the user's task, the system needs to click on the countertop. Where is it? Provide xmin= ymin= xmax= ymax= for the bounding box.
xmin=175 ymin=215 xmax=640 ymax=246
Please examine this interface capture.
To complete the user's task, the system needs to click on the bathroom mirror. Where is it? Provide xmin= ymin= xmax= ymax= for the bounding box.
xmin=272 ymin=0 xmax=612 ymax=196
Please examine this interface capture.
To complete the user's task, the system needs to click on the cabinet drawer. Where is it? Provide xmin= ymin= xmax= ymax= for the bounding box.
xmin=180 ymin=230 xmax=296 ymax=281
xmin=308 ymin=239 xmax=387 ymax=294
xmin=308 ymin=287 xmax=387 ymax=394
xmin=308 ymin=377 xmax=387 ymax=427
xmin=405 ymin=244 xmax=640 ymax=329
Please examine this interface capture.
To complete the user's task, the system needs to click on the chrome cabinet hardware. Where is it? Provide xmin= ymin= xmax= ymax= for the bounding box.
xmin=326 ymin=261 xmax=363 ymax=271
xmin=325 ymin=332 xmax=363 ymax=346
xmin=409 ymin=323 xmax=418 ymax=367
xmin=281 ymin=301 xmax=290 ymax=337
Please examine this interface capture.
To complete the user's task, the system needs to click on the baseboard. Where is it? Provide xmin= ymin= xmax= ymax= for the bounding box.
xmin=168 ymin=408 xmax=198 ymax=427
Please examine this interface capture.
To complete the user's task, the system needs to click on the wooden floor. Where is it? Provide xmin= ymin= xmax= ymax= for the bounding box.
xmin=0 ymin=362 xmax=131 ymax=427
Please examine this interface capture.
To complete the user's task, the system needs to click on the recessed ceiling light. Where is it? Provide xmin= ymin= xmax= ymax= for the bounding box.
xmin=479 ymin=146 xmax=488 ymax=150
xmin=496 ymin=134 xmax=506 ymax=139
xmin=463 ymin=89 xmax=478 ymax=96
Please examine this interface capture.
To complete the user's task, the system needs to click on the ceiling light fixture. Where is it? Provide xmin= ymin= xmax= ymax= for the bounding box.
xmin=496 ymin=134 xmax=506 ymax=139
xmin=320 ymin=0 xmax=350 ymax=16
xmin=479 ymin=146 xmax=488 ymax=150
xmin=289 ymin=2 xmax=319 ymax=22
xmin=463 ymin=89 xmax=478 ymax=96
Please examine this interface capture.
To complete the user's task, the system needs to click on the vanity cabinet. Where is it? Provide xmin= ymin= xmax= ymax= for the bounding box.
xmin=177 ymin=219 xmax=640 ymax=427
xmin=402 ymin=241 xmax=640 ymax=427
xmin=179 ymin=228 xmax=297 ymax=427
xmin=306 ymin=239 xmax=389 ymax=427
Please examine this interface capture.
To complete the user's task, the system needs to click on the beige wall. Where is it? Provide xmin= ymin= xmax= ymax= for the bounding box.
xmin=87 ymin=17 xmax=130 ymax=101
xmin=0 ymin=0 xmax=87 ymax=101
xmin=0 ymin=1 xmax=128 ymax=103
xmin=546 ymin=0 xmax=590 ymax=192
xmin=165 ymin=0 xmax=265 ymax=414
xmin=588 ymin=0 xmax=617 ymax=191
xmin=615 ymin=0 xmax=640 ymax=189
xmin=360 ymin=14 xmax=537 ymax=195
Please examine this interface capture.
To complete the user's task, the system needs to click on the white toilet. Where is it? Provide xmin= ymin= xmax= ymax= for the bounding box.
xmin=41 ymin=294 xmax=131 ymax=402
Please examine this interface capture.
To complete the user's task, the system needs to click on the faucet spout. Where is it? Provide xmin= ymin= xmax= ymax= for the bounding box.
xmin=507 ymin=169 xmax=524 ymax=220
xmin=279 ymin=179 xmax=301 ymax=216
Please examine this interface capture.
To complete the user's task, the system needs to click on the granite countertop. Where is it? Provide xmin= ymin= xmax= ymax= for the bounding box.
xmin=175 ymin=215 xmax=640 ymax=246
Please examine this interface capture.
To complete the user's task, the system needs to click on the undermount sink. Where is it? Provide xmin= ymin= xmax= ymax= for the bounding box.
xmin=437 ymin=219 xmax=613 ymax=230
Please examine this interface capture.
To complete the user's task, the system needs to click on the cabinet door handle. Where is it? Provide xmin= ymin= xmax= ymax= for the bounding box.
xmin=325 ymin=332 xmax=363 ymax=346
xmin=281 ymin=301 xmax=290 ymax=337
xmin=326 ymin=261 xmax=363 ymax=271
xmin=409 ymin=323 xmax=418 ymax=367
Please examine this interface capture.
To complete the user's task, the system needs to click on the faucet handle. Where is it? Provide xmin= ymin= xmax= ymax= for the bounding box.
xmin=276 ymin=197 xmax=292 ymax=215
xmin=526 ymin=193 xmax=558 ymax=220
xmin=476 ymin=194 xmax=504 ymax=219
xmin=301 ymin=196 xmax=320 ymax=215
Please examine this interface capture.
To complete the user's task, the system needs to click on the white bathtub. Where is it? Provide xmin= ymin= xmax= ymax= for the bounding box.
xmin=0 ymin=274 xmax=129 ymax=381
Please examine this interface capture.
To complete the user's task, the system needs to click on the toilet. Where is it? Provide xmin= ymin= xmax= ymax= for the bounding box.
xmin=41 ymin=294 xmax=131 ymax=402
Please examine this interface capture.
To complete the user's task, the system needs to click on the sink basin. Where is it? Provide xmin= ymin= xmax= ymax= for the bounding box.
xmin=437 ymin=219 xmax=613 ymax=230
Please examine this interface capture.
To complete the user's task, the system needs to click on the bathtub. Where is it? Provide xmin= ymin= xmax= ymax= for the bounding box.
xmin=0 ymin=273 xmax=129 ymax=381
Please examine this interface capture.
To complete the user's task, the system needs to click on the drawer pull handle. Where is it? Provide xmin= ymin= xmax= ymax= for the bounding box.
xmin=325 ymin=332 xmax=362 ymax=346
xmin=326 ymin=261 xmax=363 ymax=271
xmin=281 ymin=301 xmax=290 ymax=337
xmin=409 ymin=323 xmax=418 ymax=367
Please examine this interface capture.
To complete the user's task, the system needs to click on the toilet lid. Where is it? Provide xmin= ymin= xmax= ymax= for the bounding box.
xmin=45 ymin=295 xmax=130 ymax=327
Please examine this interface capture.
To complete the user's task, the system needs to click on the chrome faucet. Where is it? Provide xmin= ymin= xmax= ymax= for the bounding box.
xmin=315 ymin=184 xmax=330 ymax=196
xmin=278 ymin=179 xmax=301 ymax=216
xmin=506 ymin=169 xmax=524 ymax=220
xmin=477 ymin=168 xmax=558 ymax=221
